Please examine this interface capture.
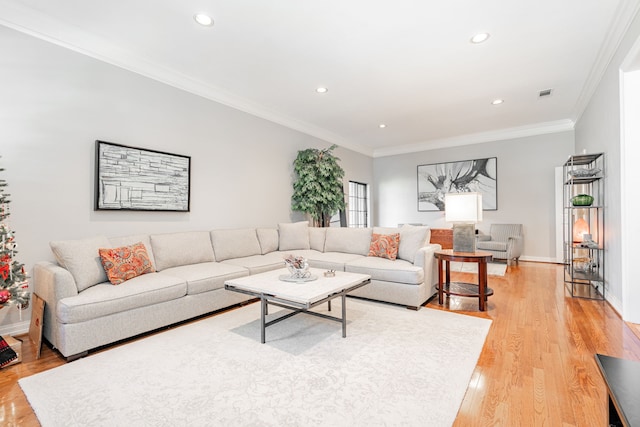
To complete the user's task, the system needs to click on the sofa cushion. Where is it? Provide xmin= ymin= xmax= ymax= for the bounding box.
xmin=345 ymin=257 xmax=424 ymax=285
xmin=150 ymin=231 xmax=215 ymax=271
xmin=309 ymin=227 xmax=327 ymax=252
xmin=99 ymin=242 xmax=155 ymax=285
xmin=50 ymin=235 xmax=111 ymax=292
xmin=161 ymin=262 xmax=248 ymax=295
xmin=368 ymin=233 xmax=400 ymax=260
xmin=56 ymin=272 xmax=186 ymax=324
xmin=210 ymin=228 xmax=261 ymax=261
xmin=109 ymin=234 xmax=156 ymax=268
xmin=374 ymin=225 xmax=431 ymax=263
xmin=256 ymin=228 xmax=279 ymax=254
xmin=278 ymin=222 xmax=310 ymax=250
xmin=324 ymin=228 xmax=372 ymax=256
xmin=222 ymin=252 xmax=286 ymax=275
xmin=305 ymin=251 xmax=365 ymax=271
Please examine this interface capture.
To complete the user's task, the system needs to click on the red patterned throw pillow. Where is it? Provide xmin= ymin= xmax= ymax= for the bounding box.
xmin=99 ymin=242 xmax=155 ymax=285
xmin=368 ymin=233 xmax=400 ymax=260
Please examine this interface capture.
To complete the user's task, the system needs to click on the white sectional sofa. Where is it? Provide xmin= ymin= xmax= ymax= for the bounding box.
xmin=33 ymin=222 xmax=439 ymax=360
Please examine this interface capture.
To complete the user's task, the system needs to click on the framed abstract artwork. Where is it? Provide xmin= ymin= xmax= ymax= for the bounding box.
xmin=95 ymin=140 xmax=191 ymax=211
xmin=417 ymin=157 xmax=497 ymax=212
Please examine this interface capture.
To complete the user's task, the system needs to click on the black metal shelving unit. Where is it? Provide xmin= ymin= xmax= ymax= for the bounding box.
xmin=562 ymin=153 xmax=605 ymax=300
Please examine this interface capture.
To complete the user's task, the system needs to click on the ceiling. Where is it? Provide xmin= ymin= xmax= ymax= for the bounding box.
xmin=1 ymin=0 xmax=639 ymax=157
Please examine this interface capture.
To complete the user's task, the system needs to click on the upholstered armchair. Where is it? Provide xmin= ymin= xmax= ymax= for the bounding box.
xmin=476 ymin=224 xmax=524 ymax=265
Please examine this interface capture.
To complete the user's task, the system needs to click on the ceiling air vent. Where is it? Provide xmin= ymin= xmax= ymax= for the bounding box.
xmin=539 ymin=88 xmax=553 ymax=98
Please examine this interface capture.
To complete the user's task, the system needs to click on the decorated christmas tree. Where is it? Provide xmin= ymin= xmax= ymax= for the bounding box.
xmin=0 ymin=158 xmax=29 ymax=309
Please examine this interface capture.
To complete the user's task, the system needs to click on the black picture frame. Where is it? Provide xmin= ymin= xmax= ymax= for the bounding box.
xmin=95 ymin=140 xmax=191 ymax=212
xmin=417 ymin=157 xmax=497 ymax=212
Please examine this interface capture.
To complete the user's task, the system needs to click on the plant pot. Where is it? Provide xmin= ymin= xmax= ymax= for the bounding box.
xmin=571 ymin=194 xmax=594 ymax=206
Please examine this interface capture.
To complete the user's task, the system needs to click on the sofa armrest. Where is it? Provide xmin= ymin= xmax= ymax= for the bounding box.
xmin=33 ymin=261 xmax=79 ymax=348
xmin=415 ymin=244 xmax=439 ymax=289
xmin=476 ymin=235 xmax=491 ymax=242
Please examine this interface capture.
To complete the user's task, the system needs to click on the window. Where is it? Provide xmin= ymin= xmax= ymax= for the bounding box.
xmin=348 ymin=181 xmax=368 ymax=228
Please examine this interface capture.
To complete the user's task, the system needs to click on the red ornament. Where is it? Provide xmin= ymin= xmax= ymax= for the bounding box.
xmin=0 ymin=289 xmax=10 ymax=304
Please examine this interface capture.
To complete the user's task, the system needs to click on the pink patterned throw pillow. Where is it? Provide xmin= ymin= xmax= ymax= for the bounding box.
xmin=99 ymin=242 xmax=155 ymax=285
xmin=368 ymin=233 xmax=400 ymax=260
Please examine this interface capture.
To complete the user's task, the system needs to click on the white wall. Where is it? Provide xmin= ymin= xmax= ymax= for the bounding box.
xmin=373 ymin=131 xmax=575 ymax=261
xmin=621 ymin=69 xmax=640 ymax=323
xmin=0 ymin=26 xmax=372 ymax=331
xmin=574 ymin=10 xmax=640 ymax=316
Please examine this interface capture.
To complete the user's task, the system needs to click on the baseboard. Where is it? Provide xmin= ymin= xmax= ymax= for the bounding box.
xmin=0 ymin=320 xmax=30 ymax=337
xmin=605 ymin=292 xmax=623 ymax=315
xmin=519 ymin=255 xmax=561 ymax=263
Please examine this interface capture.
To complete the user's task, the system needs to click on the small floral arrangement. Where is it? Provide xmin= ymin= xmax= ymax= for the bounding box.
xmin=283 ymin=255 xmax=306 ymax=269
xmin=283 ymin=255 xmax=310 ymax=279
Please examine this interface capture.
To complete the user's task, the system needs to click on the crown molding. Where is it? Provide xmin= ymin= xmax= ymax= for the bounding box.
xmin=0 ymin=1 xmax=374 ymax=157
xmin=573 ymin=0 xmax=640 ymax=123
xmin=372 ymin=119 xmax=575 ymax=158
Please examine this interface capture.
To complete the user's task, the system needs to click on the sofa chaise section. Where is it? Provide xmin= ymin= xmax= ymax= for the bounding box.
xmin=273 ymin=223 xmax=438 ymax=309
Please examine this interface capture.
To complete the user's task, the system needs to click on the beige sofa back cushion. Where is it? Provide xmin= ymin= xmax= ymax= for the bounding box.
xmin=150 ymin=231 xmax=215 ymax=271
xmin=50 ymin=235 xmax=111 ymax=292
xmin=256 ymin=228 xmax=279 ymax=254
xmin=309 ymin=227 xmax=327 ymax=252
xmin=324 ymin=228 xmax=372 ymax=256
xmin=211 ymin=228 xmax=262 ymax=261
xmin=278 ymin=222 xmax=310 ymax=251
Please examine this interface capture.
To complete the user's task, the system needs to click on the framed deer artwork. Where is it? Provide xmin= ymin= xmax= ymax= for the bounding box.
xmin=417 ymin=157 xmax=497 ymax=212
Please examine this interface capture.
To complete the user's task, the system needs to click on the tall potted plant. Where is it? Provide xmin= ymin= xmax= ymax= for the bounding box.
xmin=291 ymin=145 xmax=346 ymax=227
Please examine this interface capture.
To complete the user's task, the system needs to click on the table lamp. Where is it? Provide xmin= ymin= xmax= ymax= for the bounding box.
xmin=445 ymin=192 xmax=483 ymax=253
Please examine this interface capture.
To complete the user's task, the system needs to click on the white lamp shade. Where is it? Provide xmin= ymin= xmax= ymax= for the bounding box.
xmin=445 ymin=192 xmax=483 ymax=223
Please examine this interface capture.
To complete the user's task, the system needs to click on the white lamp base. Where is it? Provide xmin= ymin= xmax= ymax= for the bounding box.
xmin=452 ymin=224 xmax=476 ymax=253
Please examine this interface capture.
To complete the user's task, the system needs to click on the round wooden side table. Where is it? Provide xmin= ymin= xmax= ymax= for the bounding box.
xmin=434 ymin=249 xmax=494 ymax=311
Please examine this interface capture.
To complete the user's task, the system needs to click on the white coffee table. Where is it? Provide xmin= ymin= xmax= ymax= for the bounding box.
xmin=224 ymin=268 xmax=371 ymax=343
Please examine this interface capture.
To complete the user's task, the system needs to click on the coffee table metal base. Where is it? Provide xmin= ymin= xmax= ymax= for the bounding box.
xmin=260 ymin=294 xmax=348 ymax=344
xmin=226 ymin=279 xmax=370 ymax=343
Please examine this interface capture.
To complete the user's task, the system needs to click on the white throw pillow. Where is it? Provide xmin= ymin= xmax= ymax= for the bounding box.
xmin=397 ymin=225 xmax=431 ymax=263
xmin=278 ymin=221 xmax=310 ymax=251
xmin=50 ymin=235 xmax=111 ymax=292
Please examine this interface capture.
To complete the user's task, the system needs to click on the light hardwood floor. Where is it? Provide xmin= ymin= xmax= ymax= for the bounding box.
xmin=1 ymin=261 xmax=639 ymax=426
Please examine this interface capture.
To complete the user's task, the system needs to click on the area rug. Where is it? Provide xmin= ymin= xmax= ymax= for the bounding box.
xmin=19 ymin=299 xmax=491 ymax=427
xmin=449 ymin=261 xmax=508 ymax=276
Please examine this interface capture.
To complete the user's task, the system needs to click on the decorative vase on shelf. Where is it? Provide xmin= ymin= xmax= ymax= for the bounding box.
xmin=571 ymin=194 xmax=594 ymax=206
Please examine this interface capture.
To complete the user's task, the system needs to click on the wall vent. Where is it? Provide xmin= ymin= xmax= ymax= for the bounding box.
xmin=539 ymin=88 xmax=553 ymax=97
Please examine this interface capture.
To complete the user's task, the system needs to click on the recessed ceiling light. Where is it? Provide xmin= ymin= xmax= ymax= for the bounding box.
xmin=491 ymin=99 xmax=504 ymax=105
xmin=316 ymin=87 xmax=328 ymax=93
xmin=470 ymin=33 xmax=490 ymax=44
xmin=194 ymin=13 xmax=214 ymax=27
xmin=379 ymin=124 xmax=387 ymax=129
